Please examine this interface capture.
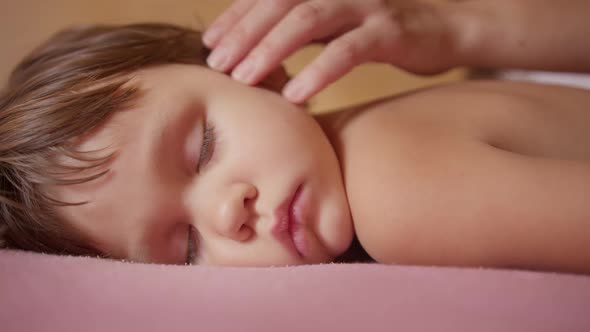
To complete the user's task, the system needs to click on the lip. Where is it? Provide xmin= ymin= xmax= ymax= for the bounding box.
xmin=272 ymin=183 xmax=307 ymax=258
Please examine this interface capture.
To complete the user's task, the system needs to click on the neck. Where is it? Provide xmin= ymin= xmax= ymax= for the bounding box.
xmin=314 ymin=106 xmax=374 ymax=263
xmin=312 ymin=96 xmax=397 ymax=263
xmin=313 ymin=95 xmax=394 ymax=153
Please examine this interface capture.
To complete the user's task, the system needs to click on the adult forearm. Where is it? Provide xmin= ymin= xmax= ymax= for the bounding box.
xmin=447 ymin=0 xmax=590 ymax=72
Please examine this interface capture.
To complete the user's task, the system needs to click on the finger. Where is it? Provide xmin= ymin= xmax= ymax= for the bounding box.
xmin=202 ymin=0 xmax=257 ymax=48
xmin=206 ymin=0 xmax=301 ymax=72
xmin=232 ymin=0 xmax=356 ymax=85
xmin=282 ymin=26 xmax=375 ymax=104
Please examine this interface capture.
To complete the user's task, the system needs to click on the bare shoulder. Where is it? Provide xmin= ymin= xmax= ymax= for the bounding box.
xmin=319 ymin=91 xmax=456 ymax=264
xmin=317 ymin=80 xmax=590 ymax=269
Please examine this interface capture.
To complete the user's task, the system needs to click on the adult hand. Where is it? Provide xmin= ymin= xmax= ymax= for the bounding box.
xmin=203 ymin=0 xmax=459 ymax=104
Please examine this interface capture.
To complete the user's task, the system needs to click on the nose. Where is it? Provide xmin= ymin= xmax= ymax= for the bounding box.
xmin=214 ymin=182 xmax=258 ymax=241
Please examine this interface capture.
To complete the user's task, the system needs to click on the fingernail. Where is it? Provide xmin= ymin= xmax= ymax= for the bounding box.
xmin=232 ymin=58 xmax=257 ymax=84
xmin=207 ymin=48 xmax=230 ymax=72
xmin=283 ymin=80 xmax=308 ymax=103
xmin=202 ymin=27 xmax=221 ymax=47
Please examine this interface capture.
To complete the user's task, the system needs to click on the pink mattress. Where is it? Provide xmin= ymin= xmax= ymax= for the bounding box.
xmin=1 ymin=249 xmax=589 ymax=331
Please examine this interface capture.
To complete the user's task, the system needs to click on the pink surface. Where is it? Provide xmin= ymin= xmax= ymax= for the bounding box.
xmin=1 ymin=249 xmax=590 ymax=331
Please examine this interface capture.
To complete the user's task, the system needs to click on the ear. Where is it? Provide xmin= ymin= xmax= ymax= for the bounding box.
xmin=255 ymin=65 xmax=290 ymax=93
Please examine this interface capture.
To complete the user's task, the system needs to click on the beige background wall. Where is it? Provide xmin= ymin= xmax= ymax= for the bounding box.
xmin=0 ymin=0 xmax=464 ymax=112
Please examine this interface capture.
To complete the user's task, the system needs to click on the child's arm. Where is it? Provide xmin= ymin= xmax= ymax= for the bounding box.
xmin=448 ymin=0 xmax=590 ymax=73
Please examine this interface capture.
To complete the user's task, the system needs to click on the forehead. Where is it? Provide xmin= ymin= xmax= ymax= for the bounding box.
xmin=51 ymin=64 xmax=213 ymax=193
xmin=46 ymin=68 xmax=184 ymax=254
xmin=46 ymin=110 xmax=144 ymax=257
xmin=48 ymin=63 xmax=290 ymax=260
xmin=70 ymin=64 xmax=211 ymax=148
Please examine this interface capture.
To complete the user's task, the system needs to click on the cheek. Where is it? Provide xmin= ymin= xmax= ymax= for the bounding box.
xmin=210 ymin=94 xmax=329 ymax=182
xmin=217 ymin=108 xmax=317 ymax=154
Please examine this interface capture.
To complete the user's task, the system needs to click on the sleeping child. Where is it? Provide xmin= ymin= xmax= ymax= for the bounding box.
xmin=1 ymin=0 xmax=589 ymax=273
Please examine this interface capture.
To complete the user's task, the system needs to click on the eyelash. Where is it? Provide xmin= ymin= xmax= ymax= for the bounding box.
xmin=196 ymin=121 xmax=216 ymax=173
xmin=186 ymin=225 xmax=197 ymax=265
xmin=186 ymin=121 xmax=216 ymax=265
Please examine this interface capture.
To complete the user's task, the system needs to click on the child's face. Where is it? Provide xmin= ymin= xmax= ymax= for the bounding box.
xmin=51 ymin=64 xmax=353 ymax=266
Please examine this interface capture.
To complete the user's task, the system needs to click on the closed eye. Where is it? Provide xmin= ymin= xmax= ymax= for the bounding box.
xmin=186 ymin=225 xmax=198 ymax=265
xmin=196 ymin=121 xmax=216 ymax=173
xmin=185 ymin=121 xmax=216 ymax=264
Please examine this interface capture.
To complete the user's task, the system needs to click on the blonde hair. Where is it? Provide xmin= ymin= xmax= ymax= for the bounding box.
xmin=0 ymin=23 xmax=210 ymax=256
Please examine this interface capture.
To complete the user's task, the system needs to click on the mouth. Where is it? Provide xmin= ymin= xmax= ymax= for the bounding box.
xmin=272 ymin=183 xmax=307 ymax=258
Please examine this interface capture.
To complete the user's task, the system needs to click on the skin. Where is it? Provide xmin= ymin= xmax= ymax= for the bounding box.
xmin=204 ymin=0 xmax=455 ymax=103
xmin=168 ymin=0 xmax=590 ymax=272
xmin=319 ymin=80 xmax=590 ymax=274
xmin=50 ymin=65 xmax=590 ymax=273
xmin=50 ymin=64 xmax=354 ymax=267
xmin=203 ymin=0 xmax=590 ymax=103
xmin=46 ymin=0 xmax=590 ymax=272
